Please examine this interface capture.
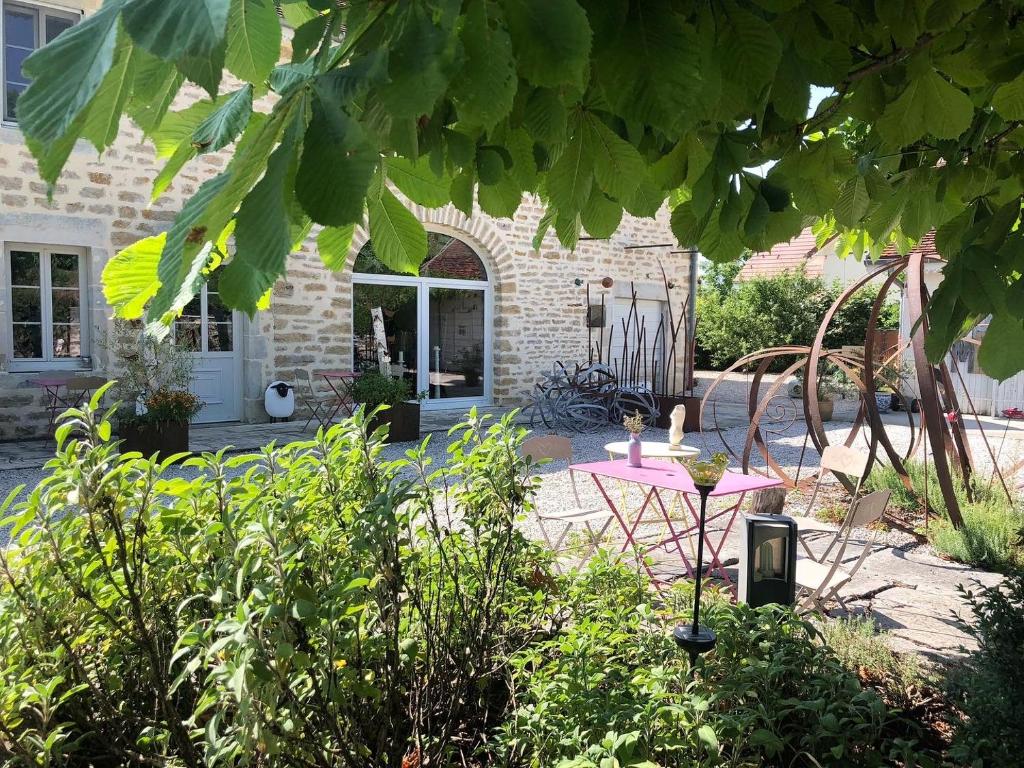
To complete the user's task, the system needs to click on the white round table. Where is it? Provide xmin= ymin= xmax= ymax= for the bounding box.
xmin=604 ymin=440 xmax=700 ymax=460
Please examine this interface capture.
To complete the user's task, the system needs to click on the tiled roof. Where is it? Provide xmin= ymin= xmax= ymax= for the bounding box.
xmin=737 ymin=228 xmax=828 ymax=280
xmin=880 ymin=230 xmax=938 ymax=260
xmin=421 ymin=238 xmax=487 ymax=280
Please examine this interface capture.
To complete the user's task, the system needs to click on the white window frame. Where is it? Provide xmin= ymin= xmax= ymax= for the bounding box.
xmin=1 ymin=0 xmax=81 ymax=124
xmin=4 ymin=241 xmax=90 ymax=372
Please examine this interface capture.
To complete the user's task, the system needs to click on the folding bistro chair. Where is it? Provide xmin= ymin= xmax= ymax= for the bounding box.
xmin=299 ymin=370 xmax=337 ymax=430
xmin=520 ymin=435 xmax=614 ymax=573
xmin=796 ymin=444 xmax=872 ymax=562
xmin=795 ymin=489 xmax=890 ymax=613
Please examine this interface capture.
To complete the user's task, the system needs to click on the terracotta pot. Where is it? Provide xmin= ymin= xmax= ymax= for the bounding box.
xmin=118 ymin=420 xmax=189 ymax=458
xmin=367 ymin=401 xmax=421 ymax=443
xmin=654 ymin=395 xmax=703 ymax=432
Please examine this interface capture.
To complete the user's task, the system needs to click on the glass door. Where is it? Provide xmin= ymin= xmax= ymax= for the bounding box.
xmin=426 ymin=285 xmax=486 ymax=403
xmin=352 ymin=281 xmax=419 ymax=388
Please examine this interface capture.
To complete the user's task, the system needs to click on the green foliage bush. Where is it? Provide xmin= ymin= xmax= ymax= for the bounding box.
xmin=0 ymin=400 xmax=936 ymax=767
xmin=695 ymin=271 xmax=900 ymax=372
xmin=867 ymin=460 xmax=1024 ymax=571
xmin=498 ymin=556 xmax=932 ymax=768
xmin=350 ymin=369 xmax=414 ymax=407
xmin=0 ymin=400 xmax=544 ymax=767
xmin=949 ymin=574 xmax=1024 ymax=768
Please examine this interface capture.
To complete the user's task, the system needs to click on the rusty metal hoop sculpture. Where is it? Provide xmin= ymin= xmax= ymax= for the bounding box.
xmin=699 ymin=254 xmax=1007 ymax=528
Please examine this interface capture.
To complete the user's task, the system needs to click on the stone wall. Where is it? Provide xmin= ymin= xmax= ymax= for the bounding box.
xmin=0 ymin=11 xmax=687 ymax=439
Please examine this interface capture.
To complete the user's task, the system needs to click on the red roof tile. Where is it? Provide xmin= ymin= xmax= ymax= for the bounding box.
xmin=880 ymin=230 xmax=938 ymax=260
xmin=737 ymin=228 xmax=828 ymax=280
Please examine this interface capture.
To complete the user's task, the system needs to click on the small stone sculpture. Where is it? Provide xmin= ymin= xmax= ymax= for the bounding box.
xmin=669 ymin=403 xmax=686 ymax=447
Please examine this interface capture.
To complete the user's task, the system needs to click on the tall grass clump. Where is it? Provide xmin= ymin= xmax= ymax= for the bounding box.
xmin=867 ymin=459 xmax=1024 ymax=571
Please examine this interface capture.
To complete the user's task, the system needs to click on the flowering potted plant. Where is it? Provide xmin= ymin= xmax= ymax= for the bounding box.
xmin=119 ymin=388 xmax=203 ymax=456
xmin=103 ymin=320 xmax=202 ymax=456
xmin=351 ymin=370 xmax=422 ymax=443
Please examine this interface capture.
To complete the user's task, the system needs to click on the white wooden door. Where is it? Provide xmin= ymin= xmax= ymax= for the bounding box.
xmin=175 ymin=279 xmax=242 ymax=423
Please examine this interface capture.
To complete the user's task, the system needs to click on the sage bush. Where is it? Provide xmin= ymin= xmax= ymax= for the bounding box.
xmin=0 ymin=399 xmax=546 ymax=767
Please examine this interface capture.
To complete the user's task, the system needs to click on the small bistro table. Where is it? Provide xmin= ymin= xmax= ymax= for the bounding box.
xmin=569 ymin=458 xmax=782 ymax=592
xmin=319 ymin=370 xmax=357 ymax=422
xmin=603 ymin=440 xmax=700 ymax=460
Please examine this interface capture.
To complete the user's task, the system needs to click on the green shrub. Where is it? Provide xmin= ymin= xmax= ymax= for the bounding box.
xmin=350 ymin=369 xmax=414 ymax=407
xmin=930 ymin=501 xmax=1024 ymax=571
xmin=695 ymin=270 xmax=899 ymax=372
xmin=817 ymin=617 xmax=923 ymax=704
xmin=498 ymin=555 xmax=932 ymax=768
xmin=0 ymin=397 xmax=544 ymax=767
xmin=949 ymin=574 xmax=1024 ymax=768
xmin=867 ymin=459 xmax=1024 ymax=570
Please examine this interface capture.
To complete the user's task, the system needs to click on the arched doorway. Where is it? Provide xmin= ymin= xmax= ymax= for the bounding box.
xmin=352 ymin=231 xmax=492 ymax=410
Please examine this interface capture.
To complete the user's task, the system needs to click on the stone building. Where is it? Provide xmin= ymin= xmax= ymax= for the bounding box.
xmin=0 ymin=0 xmax=691 ymax=439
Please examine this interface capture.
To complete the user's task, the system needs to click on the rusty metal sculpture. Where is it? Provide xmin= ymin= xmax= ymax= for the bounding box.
xmin=699 ymin=254 xmax=1013 ymax=529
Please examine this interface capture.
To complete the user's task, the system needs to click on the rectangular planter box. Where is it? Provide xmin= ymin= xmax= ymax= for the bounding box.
xmin=367 ymin=401 xmax=421 ymax=443
xmin=118 ymin=420 xmax=190 ymax=458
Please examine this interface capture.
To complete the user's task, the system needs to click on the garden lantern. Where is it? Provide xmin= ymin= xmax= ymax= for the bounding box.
xmin=738 ymin=514 xmax=797 ymax=608
xmin=674 ymin=453 xmax=728 ymax=671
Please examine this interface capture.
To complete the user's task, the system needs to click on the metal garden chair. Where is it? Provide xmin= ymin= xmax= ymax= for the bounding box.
xmin=795 ymin=489 xmax=891 ymax=613
xmin=520 ymin=434 xmax=614 ymax=572
xmin=299 ymin=369 xmax=337 ymax=431
xmin=797 ymin=444 xmax=872 ymax=562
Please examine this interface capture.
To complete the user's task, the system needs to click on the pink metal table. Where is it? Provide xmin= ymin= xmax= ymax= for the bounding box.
xmin=319 ymin=370 xmax=357 ymax=422
xmin=569 ymin=459 xmax=782 ymax=591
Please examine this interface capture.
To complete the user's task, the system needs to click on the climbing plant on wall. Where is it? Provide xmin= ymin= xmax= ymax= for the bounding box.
xmin=16 ymin=0 xmax=1024 ymax=376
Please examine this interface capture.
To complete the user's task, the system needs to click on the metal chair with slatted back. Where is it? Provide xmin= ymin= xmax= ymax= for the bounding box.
xmin=797 ymin=444 xmax=872 ymax=562
xmin=795 ymin=489 xmax=890 ymax=614
xmin=298 ymin=370 xmax=336 ymax=431
xmin=520 ymin=434 xmax=614 ymax=572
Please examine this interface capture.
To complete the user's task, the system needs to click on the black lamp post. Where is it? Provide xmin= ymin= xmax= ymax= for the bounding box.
xmin=674 ymin=454 xmax=728 ymax=673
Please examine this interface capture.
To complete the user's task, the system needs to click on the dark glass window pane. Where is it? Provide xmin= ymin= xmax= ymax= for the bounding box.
xmin=180 ymin=295 xmax=201 ymax=323
xmin=428 ymin=287 xmax=485 ymax=398
xmin=422 ymin=233 xmax=487 ymax=280
xmin=352 ymin=283 xmax=418 ymax=376
xmin=175 ymin=320 xmax=201 ymax=351
xmin=4 ymin=45 xmax=30 ymax=84
xmin=50 ymin=253 xmax=79 ymax=286
xmin=207 ymin=322 xmax=233 ymax=352
xmin=4 ymin=9 xmax=35 ymax=49
xmin=12 ymin=324 xmax=41 ymax=358
xmin=207 ymin=290 xmax=232 ymax=323
xmin=45 ymin=15 xmax=73 ymax=43
xmin=4 ymin=84 xmax=22 ymax=120
xmin=10 ymin=250 xmax=39 ymax=286
xmin=52 ymin=323 xmax=80 ymax=357
xmin=51 ymin=288 xmax=80 ymax=323
xmin=11 ymin=286 xmax=40 ymax=322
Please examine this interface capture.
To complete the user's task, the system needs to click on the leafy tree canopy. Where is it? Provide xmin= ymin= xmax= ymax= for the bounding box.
xmin=17 ymin=0 xmax=1024 ymax=375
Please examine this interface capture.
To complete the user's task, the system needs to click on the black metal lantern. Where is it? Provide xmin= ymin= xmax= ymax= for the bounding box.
xmin=738 ymin=514 xmax=797 ymax=608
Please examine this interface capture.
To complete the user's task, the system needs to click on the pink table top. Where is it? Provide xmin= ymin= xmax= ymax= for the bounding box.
xmin=569 ymin=458 xmax=782 ymax=497
xmin=320 ymin=370 xmax=356 ymax=379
